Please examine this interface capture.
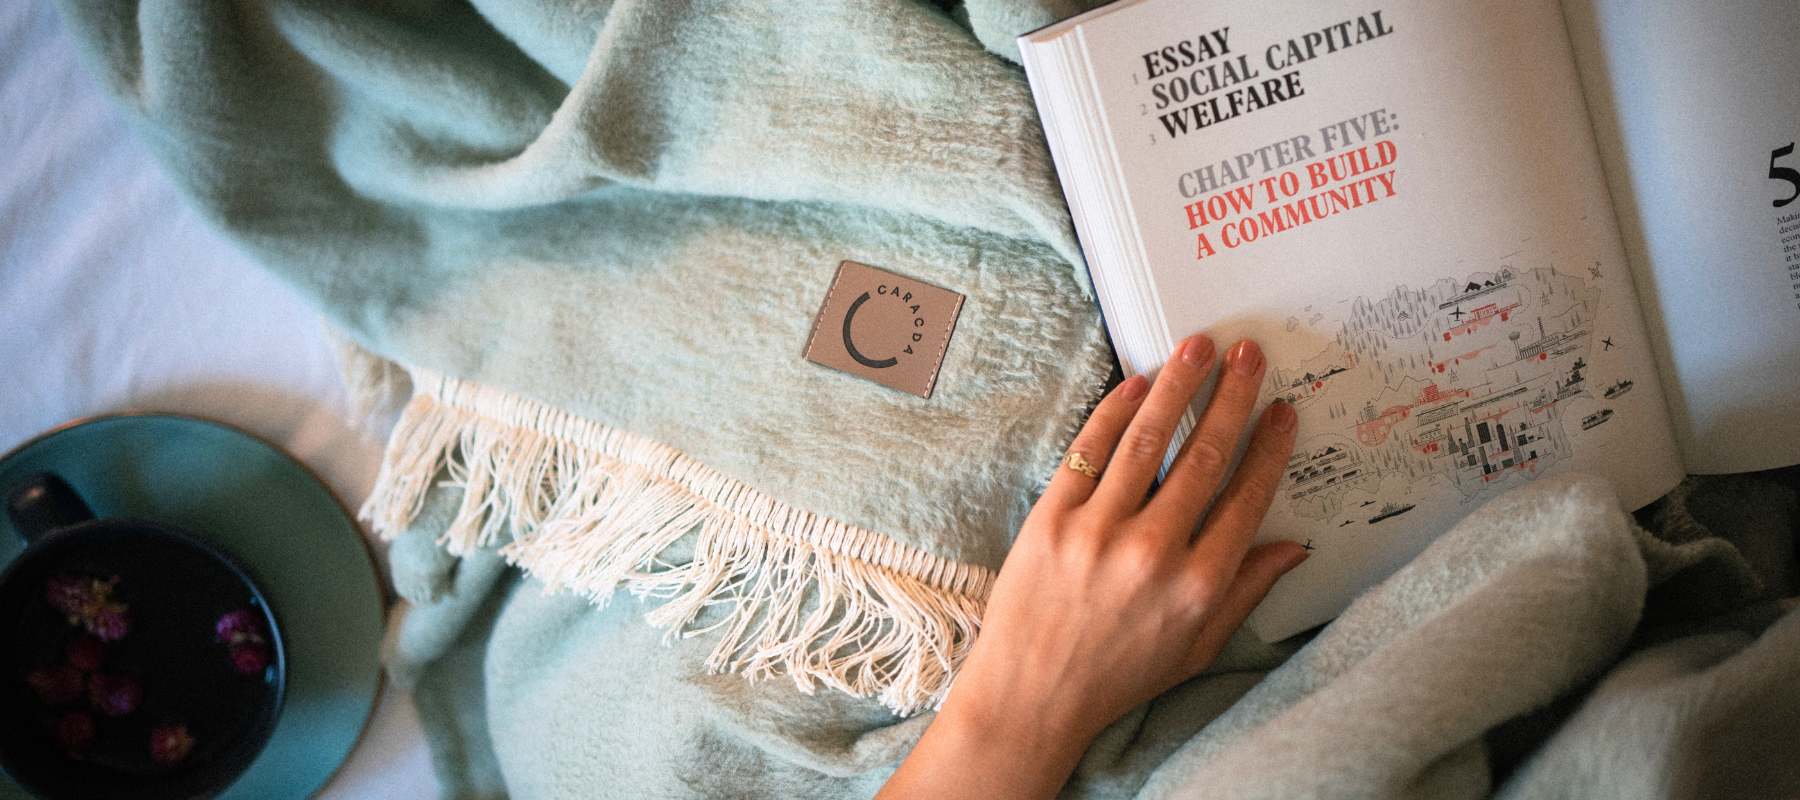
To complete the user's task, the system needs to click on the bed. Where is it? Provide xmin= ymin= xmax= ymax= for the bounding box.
xmin=0 ymin=1 xmax=433 ymax=795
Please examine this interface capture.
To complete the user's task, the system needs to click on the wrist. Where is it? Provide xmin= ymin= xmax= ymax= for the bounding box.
xmin=932 ymin=677 xmax=1096 ymax=780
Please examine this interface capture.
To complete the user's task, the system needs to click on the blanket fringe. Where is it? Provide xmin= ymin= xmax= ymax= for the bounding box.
xmin=360 ymin=370 xmax=996 ymax=715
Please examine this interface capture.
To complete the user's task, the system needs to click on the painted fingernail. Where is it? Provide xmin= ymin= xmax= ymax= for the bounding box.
xmin=1117 ymin=374 xmax=1148 ymax=401
xmin=1179 ymin=335 xmax=1215 ymax=367
xmin=1284 ymin=546 xmax=1311 ymax=571
xmin=1268 ymin=400 xmax=1297 ymax=432
xmin=1227 ymin=339 xmax=1263 ymax=375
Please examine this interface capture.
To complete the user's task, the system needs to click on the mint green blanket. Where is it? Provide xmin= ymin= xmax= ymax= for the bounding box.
xmin=57 ymin=2 xmax=1799 ymax=798
xmin=58 ymin=0 xmax=1116 ymax=717
xmin=383 ymin=472 xmax=1800 ymax=799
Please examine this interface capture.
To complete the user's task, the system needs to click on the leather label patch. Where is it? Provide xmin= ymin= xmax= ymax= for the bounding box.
xmin=804 ymin=260 xmax=964 ymax=399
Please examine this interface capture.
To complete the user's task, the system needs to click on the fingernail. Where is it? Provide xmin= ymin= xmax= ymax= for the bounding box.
xmin=1285 ymin=547 xmax=1311 ymax=571
xmin=1117 ymin=374 xmax=1148 ymax=401
xmin=1179 ymin=335 xmax=1215 ymax=367
xmin=1227 ymin=340 xmax=1263 ymax=375
xmin=1268 ymin=400 xmax=1297 ymax=432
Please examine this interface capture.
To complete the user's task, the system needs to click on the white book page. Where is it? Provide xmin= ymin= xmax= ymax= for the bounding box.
xmin=1068 ymin=0 xmax=1684 ymax=638
xmin=1564 ymin=0 xmax=1800 ymax=474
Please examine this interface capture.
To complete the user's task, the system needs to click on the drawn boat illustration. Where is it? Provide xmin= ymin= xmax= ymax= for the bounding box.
xmin=1603 ymin=380 xmax=1633 ymax=399
xmin=1367 ymin=502 xmax=1416 ymax=524
xmin=1581 ymin=408 xmax=1614 ymax=430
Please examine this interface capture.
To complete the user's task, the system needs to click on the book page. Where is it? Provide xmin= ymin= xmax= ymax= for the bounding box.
xmin=1564 ymin=0 xmax=1800 ymax=474
xmin=1066 ymin=0 xmax=1685 ymax=638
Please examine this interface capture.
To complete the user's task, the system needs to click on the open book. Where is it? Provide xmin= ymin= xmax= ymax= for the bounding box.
xmin=1020 ymin=0 xmax=1800 ymax=639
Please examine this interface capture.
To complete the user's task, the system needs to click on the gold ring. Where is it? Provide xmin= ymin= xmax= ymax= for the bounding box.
xmin=1062 ymin=451 xmax=1101 ymax=479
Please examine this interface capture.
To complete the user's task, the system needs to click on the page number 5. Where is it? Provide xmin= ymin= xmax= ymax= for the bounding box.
xmin=1771 ymin=143 xmax=1799 ymax=208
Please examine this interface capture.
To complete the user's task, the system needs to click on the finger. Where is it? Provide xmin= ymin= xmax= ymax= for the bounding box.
xmin=1149 ymin=339 xmax=1269 ymax=531
xmin=1182 ymin=542 xmax=1308 ymax=674
xmin=1189 ymin=400 xmax=1298 ymax=580
xmin=1089 ymin=334 xmax=1217 ymax=514
xmin=1039 ymin=374 xmax=1151 ymax=509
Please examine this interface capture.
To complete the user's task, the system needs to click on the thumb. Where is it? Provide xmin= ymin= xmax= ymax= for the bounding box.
xmin=1182 ymin=541 xmax=1309 ymax=675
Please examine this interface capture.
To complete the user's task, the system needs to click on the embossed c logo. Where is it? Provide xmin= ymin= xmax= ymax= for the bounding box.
xmin=841 ymin=292 xmax=897 ymax=369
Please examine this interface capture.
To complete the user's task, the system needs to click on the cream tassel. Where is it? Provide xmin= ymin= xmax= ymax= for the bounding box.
xmin=360 ymin=369 xmax=996 ymax=716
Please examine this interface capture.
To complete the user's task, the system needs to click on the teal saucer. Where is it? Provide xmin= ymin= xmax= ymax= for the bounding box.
xmin=0 ymin=415 xmax=385 ymax=799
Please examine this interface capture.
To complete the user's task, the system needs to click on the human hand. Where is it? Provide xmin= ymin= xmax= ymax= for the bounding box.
xmin=878 ymin=335 xmax=1304 ymax=800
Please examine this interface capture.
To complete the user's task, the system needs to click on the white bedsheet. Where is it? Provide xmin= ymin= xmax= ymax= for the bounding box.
xmin=0 ymin=1 xmax=433 ymax=796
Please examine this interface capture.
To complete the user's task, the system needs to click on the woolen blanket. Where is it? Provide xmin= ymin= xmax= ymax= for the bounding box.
xmin=55 ymin=0 xmax=1117 ymax=716
xmin=383 ymin=471 xmax=1798 ymax=799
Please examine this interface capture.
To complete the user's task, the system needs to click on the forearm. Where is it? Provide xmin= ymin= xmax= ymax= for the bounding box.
xmin=876 ymin=694 xmax=1090 ymax=800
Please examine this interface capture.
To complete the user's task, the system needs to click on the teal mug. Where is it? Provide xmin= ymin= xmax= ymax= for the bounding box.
xmin=0 ymin=474 xmax=285 ymax=800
